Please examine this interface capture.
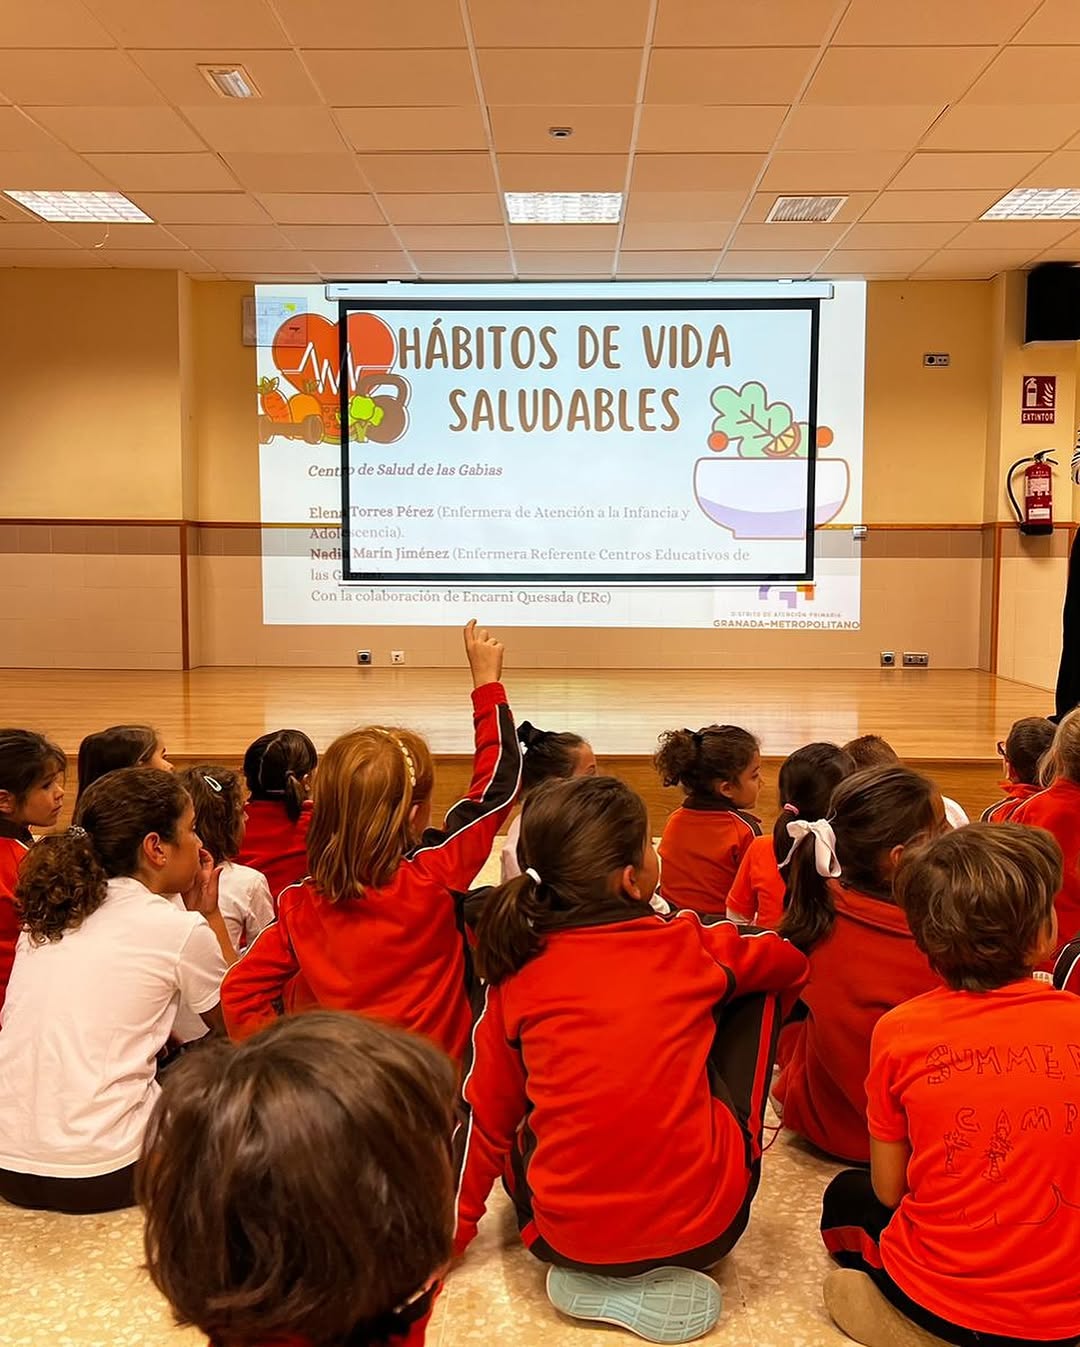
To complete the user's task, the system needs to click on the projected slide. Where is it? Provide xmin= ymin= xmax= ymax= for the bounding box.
xmin=257 ymin=282 xmax=865 ymax=629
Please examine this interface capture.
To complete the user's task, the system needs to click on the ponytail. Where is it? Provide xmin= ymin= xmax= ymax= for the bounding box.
xmin=771 ymin=742 xmax=855 ymax=865
xmin=654 ymin=724 xmax=758 ymax=797
xmin=780 ymin=836 xmax=837 ymax=953
xmin=16 ymin=827 xmax=108 ymax=944
xmin=474 ymin=873 xmax=545 ymax=984
xmin=243 ymin=730 xmax=318 ymax=823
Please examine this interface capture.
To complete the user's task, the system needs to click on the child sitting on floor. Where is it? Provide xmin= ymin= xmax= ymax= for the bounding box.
xmin=774 ymin=767 xmax=945 ymax=1163
xmin=821 ymin=823 xmax=1080 ymax=1347
xmin=981 ymin=716 xmax=1055 ymax=822
xmin=456 ymin=774 xmax=807 ymax=1344
xmin=727 ymin=742 xmax=854 ymax=929
xmin=140 ymin=1012 xmax=456 ymax=1347
xmin=655 ymin=723 xmax=762 ymax=913
xmin=76 ymin=725 xmax=172 ymax=801
xmin=501 ymin=721 xmax=596 ymax=882
xmin=235 ymin=728 xmax=318 ymax=905
xmin=844 ymin=735 xmax=969 ymax=828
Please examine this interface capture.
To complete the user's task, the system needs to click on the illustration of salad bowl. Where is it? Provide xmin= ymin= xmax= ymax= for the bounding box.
xmin=693 ymin=381 xmax=850 ymax=540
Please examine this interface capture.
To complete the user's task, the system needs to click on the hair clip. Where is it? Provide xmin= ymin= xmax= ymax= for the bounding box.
xmin=202 ymin=774 xmax=223 ymax=793
xmin=782 ymin=803 xmax=800 ymax=816
xmin=68 ymin=824 xmax=88 ymax=839
xmin=525 ymin=867 xmax=542 ymax=885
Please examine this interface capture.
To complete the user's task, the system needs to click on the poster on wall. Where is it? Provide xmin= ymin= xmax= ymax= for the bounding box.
xmin=256 ymin=281 xmax=866 ymax=630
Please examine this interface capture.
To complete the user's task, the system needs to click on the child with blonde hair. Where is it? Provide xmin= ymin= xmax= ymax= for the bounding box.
xmin=222 ymin=622 xmax=520 ymax=1062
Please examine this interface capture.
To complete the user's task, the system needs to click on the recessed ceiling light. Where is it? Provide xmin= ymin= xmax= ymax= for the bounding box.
xmin=4 ymin=189 xmax=153 ymax=223
xmin=766 ymin=195 xmax=847 ymax=224
xmin=982 ymin=188 xmax=1080 ymax=220
xmin=505 ymin=192 xmax=622 ymax=224
xmin=198 ymin=64 xmax=260 ymax=99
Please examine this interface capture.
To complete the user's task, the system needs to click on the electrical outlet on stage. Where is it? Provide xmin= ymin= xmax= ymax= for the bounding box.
xmin=880 ymin=651 xmax=895 ymax=667
xmin=391 ymin=650 xmax=406 ymax=665
xmin=356 ymin=649 xmax=372 ymax=665
xmin=903 ymin=652 xmax=930 ymax=667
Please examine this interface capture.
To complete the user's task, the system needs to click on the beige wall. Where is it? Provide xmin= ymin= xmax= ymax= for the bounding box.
xmin=0 ymin=267 xmax=1072 ymax=686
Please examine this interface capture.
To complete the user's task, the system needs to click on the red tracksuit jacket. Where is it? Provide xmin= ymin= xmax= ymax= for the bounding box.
xmin=1011 ymin=778 xmax=1080 ymax=957
xmin=236 ymin=799 xmax=312 ymax=908
xmin=454 ymin=910 xmax=808 ymax=1267
xmin=981 ymin=781 xmax=1041 ymax=824
xmin=658 ymin=797 xmax=761 ymax=914
xmin=221 ymin=683 xmax=520 ymax=1062
xmin=0 ymin=824 xmax=31 ymax=1016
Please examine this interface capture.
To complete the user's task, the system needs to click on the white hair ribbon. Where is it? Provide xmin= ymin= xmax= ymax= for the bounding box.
xmin=782 ymin=818 xmax=841 ymax=878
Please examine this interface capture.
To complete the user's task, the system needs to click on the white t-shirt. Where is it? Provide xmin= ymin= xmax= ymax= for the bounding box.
xmin=500 ymin=814 xmax=522 ymax=883
xmin=0 ymin=875 xmax=226 ymax=1178
xmin=217 ymin=860 xmax=275 ymax=952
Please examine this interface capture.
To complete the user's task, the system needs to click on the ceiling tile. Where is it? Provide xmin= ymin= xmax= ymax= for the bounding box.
xmin=0 ymin=149 xmax=113 ymax=189
xmin=378 ymin=193 xmax=503 ymax=224
xmin=87 ymin=152 xmax=240 ymax=191
xmin=337 ymin=106 xmax=488 ymax=153
xmin=625 ymin=190 xmax=749 ymax=222
xmin=0 ymin=108 xmax=68 ymax=153
xmin=968 ymin=48 xmax=1080 ymax=104
xmin=52 ymin=222 xmax=188 ymax=249
xmin=761 ymin=150 xmax=907 ymax=191
xmin=841 ymin=221 xmax=962 ymax=249
xmin=31 ymin=106 xmax=205 ymax=154
xmin=655 ymin=0 xmax=839 ymax=45
xmin=303 ymin=50 xmax=477 ymax=107
xmin=912 ymin=249 xmax=1038 ymax=276
xmin=509 ymin=223 xmax=620 ymax=250
xmin=618 ymin=250 xmax=720 ymax=274
xmin=0 ymin=222 xmax=78 ymax=248
xmin=182 ymin=105 xmax=348 ymax=155
xmin=1017 ymin=0 xmax=1080 ymax=43
xmin=196 ymin=247 xmax=307 ymax=272
xmin=133 ymin=193 xmax=271 ymax=224
xmin=944 ymin=220 xmax=1079 ymax=249
xmin=0 ymin=50 xmax=163 ymax=106
xmin=620 ymin=220 xmax=733 ymax=249
xmin=130 ymin=50 xmax=322 ymax=106
xmin=169 ymin=224 xmax=292 ymax=249
xmin=302 ymin=250 xmax=413 ymax=276
xmin=833 ymin=0 xmax=1039 ymax=45
xmin=646 ymin=49 xmax=814 ymax=104
xmin=1018 ymin=151 xmax=1080 ymax=185
xmin=890 ymin=152 xmax=1042 ymax=190
xmin=358 ymin=153 xmax=495 ymax=193
xmin=925 ymin=104 xmax=1080 ymax=151
xmin=83 ymin=0 xmax=288 ymax=47
xmin=281 ymin=224 xmax=402 ymax=249
xmin=715 ymin=249 xmax=829 ymax=274
xmin=2 ymin=3 xmax=114 ymax=46
xmin=274 ymin=0 xmax=466 ymax=47
xmin=470 ymin=0 xmax=650 ymax=46
xmin=742 ymin=189 xmax=873 ymax=222
xmin=804 ymin=48 xmax=995 ymax=105
xmin=637 ymin=105 xmax=787 ymax=154
xmin=256 ymin=192 xmax=383 ymax=224
xmin=489 ymin=106 xmax=634 ymax=155
xmin=409 ymin=250 xmax=512 ymax=274
xmin=778 ymin=104 xmax=943 ymax=151
xmin=631 ymin=153 xmax=760 ymax=192
xmin=824 ymin=249 xmax=935 ymax=272
xmin=395 ymin=224 xmax=508 ymax=250
xmin=500 ymin=153 xmax=626 ymax=191
xmin=730 ymin=222 xmax=849 ymax=250
xmin=226 ymin=152 xmax=365 ymax=193
xmin=860 ymin=188 xmax=1003 ymax=222
xmin=516 ymin=250 xmax=616 ymax=274
xmin=0 ymin=248 xmax=109 ymax=266
xmin=479 ymin=50 xmax=642 ymax=105
xmin=97 ymin=249 xmax=216 ymax=270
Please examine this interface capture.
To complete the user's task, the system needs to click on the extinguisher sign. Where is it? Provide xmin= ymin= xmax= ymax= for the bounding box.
xmin=1022 ymin=374 xmax=1056 ymax=424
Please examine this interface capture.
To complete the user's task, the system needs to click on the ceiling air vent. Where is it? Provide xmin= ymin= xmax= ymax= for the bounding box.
xmin=765 ymin=195 xmax=847 ymax=224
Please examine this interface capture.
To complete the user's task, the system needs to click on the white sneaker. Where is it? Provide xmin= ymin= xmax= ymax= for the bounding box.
xmin=546 ymin=1265 xmax=721 ymax=1343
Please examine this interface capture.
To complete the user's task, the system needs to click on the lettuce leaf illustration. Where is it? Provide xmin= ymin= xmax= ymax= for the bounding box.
xmin=710 ymin=381 xmax=801 ymax=459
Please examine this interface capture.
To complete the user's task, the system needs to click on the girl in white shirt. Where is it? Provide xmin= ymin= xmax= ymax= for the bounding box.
xmin=0 ymin=766 xmax=227 ymax=1214
xmin=500 ymin=722 xmax=597 ymax=883
xmin=178 ymin=766 xmax=274 ymax=953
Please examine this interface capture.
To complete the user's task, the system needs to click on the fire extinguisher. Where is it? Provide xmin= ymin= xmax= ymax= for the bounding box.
xmin=1007 ymin=450 xmax=1058 ymax=536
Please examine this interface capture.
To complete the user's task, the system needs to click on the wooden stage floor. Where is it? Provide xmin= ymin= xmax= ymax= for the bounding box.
xmin=0 ymin=667 xmax=1052 ymax=830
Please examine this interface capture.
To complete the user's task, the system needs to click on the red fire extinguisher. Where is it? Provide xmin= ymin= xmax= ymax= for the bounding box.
xmin=1007 ymin=450 xmax=1058 ymax=536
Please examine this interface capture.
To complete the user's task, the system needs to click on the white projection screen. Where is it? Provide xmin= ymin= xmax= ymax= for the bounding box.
xmin=257 ymin=281 xmax=865 ymax=630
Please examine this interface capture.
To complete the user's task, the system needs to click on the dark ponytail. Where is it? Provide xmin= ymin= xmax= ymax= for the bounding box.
xmin=475 ymin=775 xmax=648 ymax=985
xmin=654 ymin=724 xmax=758 ymax=797
xmin=0 ymin=728 xmax=66 ymax=802
xmin=780 ymin=766 xmax=938 ymax=953
xmin=17 ymin=767 xmax=189 ymax=943
xmin=517 ymin=721 xmax=588 ymax=792
xmin=243 ymin=730 xmax=318 ymax=823
xmin=771 ymin=742 xmax=855 ymax=864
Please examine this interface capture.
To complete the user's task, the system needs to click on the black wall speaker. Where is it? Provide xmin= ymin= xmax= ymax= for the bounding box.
xmin=1026 ymin=261 xmax=1080 ymax=342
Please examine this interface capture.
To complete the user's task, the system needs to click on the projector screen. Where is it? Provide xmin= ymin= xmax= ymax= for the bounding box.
xmin=257 ymin=281 xmax=865 ymax=630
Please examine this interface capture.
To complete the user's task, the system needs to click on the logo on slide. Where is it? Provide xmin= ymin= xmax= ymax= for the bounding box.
xmin=694 ymin=380 xmax=849 ymax=540
xmin=257 ymin=310 xmax=411 ymax=447
xmin=758 ymin=584 xmax=815 ymax=609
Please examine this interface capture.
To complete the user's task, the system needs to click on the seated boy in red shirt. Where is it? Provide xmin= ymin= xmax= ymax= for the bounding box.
xmin=821 ymin=823 xmax=1080 ymax=1347
xmin=981 ymin=715 xmax=1055 ymax=823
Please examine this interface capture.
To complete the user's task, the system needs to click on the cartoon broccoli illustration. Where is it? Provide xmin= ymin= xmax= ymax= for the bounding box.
xmin=348 ymin=394 xmax=386 ymax=443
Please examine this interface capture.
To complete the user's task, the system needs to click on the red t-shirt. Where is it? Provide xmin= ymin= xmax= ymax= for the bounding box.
xmin=236 ymin=799 xmax=312 ymax=908
xmin=981 ymin=781 xmax=1040 ymax=824
xmin=0 ymin=830 xmax=31 ymax=1016
xmin=1012 ymin=778 xmax=1080 ymax=957
xmin=726 ymin=835 xmax=785 ymax=929
xmin=773 ymin=882 xmax=939 ymax=1163
xmin=867 ymin=981 xmax=1080 ymax=1340
xmin=658 ymin=799 xmax=760 ymax=915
